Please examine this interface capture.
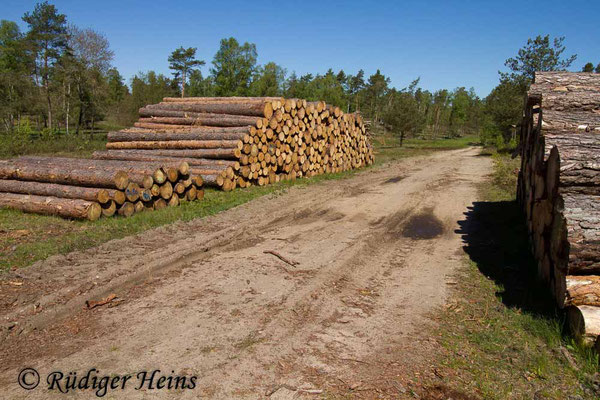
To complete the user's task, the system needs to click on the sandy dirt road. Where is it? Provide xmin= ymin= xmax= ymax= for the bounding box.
xmin=0 ymin=147 xmax=491 ymax=399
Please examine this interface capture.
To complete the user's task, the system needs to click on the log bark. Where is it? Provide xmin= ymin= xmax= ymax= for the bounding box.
xmin=0 ymin=179 xmax=112 ymax=204
xmin=0 ymin=192 xmax=101 ymax=221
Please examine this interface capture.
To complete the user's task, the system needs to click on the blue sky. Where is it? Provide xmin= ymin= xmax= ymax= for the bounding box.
xmin=2 ymin=0 xmax=599 ymax=97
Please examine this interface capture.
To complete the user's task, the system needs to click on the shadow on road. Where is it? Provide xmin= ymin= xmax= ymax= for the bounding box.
xmin=455 ymin=200 xmax=556 ymax=317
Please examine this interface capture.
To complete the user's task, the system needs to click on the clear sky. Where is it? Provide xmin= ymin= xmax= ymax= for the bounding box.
xmin=2 ymin=0 xmax=599 ymax=97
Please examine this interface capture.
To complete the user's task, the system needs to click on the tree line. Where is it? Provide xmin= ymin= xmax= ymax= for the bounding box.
xmin=0 ymin=2 xmax=581 ymax=148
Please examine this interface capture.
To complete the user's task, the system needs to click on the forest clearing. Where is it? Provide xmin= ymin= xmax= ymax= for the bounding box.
xmin=2 ymin=1 xmax=600 ymax=399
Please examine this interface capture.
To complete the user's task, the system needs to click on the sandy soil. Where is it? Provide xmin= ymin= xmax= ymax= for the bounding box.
xmin=0 ymin=147 xmax=491 ymax=399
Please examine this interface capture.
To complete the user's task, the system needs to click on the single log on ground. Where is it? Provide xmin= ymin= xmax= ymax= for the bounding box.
xmin=0 ymin=192 xmax=101 ymax=221
xmin=0 ymin=179 xmax=112 ymax=204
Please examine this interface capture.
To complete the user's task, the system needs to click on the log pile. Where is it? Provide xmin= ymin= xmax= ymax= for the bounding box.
xmin=517 ymin=71 xmax=600 ymax=344
xmin=0 ymin=156 xmax=204 ymax=220
xmin=94 ymin=97 xmax=374 ymax=190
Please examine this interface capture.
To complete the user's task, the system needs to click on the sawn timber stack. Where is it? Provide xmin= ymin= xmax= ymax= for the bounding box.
xmin=95 ymin=96 xmax=374 ymax=190
xmin=517 ymin=71 xmax=600 ymax=346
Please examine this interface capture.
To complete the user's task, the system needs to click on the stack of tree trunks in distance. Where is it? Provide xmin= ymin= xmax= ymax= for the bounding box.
xmin=93 ymin=96 xmax=374 ymax=190
xmin=0 ymin=157 xmax=204 ymax=220
xmin=517 ymin=71 xmax=600 ymax=346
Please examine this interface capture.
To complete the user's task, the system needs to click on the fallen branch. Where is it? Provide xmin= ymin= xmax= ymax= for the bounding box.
xmin=263 ymin=250 xmax=299 ymax=267
xmin=85 ymin=293 xmax=118 ymax=310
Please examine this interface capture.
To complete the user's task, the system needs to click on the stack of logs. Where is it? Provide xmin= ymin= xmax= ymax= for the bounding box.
xmin=0 ymin=157 xmax=204 ymax=220
xmin=517 ymin=71 xmax=600 ymax=346
xmin=92 ymin=96 xmax=374 ymax=190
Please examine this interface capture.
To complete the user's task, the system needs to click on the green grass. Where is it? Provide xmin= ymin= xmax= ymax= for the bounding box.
xmin=1 ymin=132 xmax=478 ymax=272
xmin=0 ymin=121 xmax=123 ymax=159
xmin=0 ymin=133 xmax=108 ymax=159
xmin=372 ymin=132 xmax=479 ymax=165
xmin=430 ymin=151 xmax=599 ymax=399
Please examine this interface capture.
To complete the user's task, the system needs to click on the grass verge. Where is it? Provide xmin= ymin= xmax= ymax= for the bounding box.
xmin=429 ymin=151 xmax=599 ymax=399
xmin=0 ymin=134 xmax=476 ymax=272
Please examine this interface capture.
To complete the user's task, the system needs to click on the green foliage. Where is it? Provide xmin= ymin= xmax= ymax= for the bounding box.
xmin=482 ymin=79 xmax=525 ymax=147
xmin=168 ymin=46 xmax=204 ymax=97
xmin=582 ymin=62 xmax=595 ymax=72
xmin=210 ymin=37 xmax=257 ymax=96
xmin=500 ymin=35 xmax=577 ymax=84
xmin=249 ymin=62 xmax=285 ymax=96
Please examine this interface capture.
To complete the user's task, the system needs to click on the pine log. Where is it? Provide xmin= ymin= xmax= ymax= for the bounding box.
xmin=97 ymin=148 xmax=239 ymax=160
xmin=0 ymin=161 xmax=129 ymax=190
xmin=14 ymin=156 xmax=188 ymax=179
xmin=161 ymin=96 xmax=282 ymax=103
xmin=138 ymin=113 xmax=259 ymax=127
xmin=566 ymin=276 xmax=600 ymax=307
xmin=107 ymin=130 xmax=247 ymax=142
xmin=121 ymin=126 xmax=250 ymax=134
xmin=92 ymin=151 xmax=239 ymax=169
xmin=563 ymin=193 xmax=600 ymax=274
xmin=533 ymin=71 xmax=600 ymax=87
xmin=567 ymin=305 xmax=600 ymax=344
xmin=142 ymin=101 xmax=273 ymax=118
xmin=101 ymin=200 xmax=116 ymax=217
xmin=0 ymin=179 xmax=112 ymax=204
xmin=0 ymin=192 xmax=102 ymax=221
xmin=106 ymin=139 xmax=241 ymax=150
xmin=159 ymin=182 xmax=173 ymax=200
xmin=117 ymin=202 xmax=135 ymax=217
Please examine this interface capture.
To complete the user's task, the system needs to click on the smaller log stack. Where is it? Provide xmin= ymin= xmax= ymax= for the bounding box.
xmin=517 ymin=71 xmax=600 ymax=345
xmin=0 ymin=157 xmax=204 ymax=220
xmin=94 ymin=96 xmax=374 ymax=190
